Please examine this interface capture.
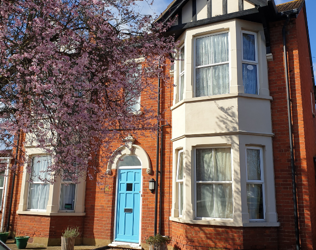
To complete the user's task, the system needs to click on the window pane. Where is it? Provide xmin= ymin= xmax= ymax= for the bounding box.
xmin=243 ymin=33 xmax=256 ymax=61
xmin=32 ymin=156 xmax=51 ymax=182
xmin=180 ymin=47 xmax=185 ymax=72
xmin=0 ymin=173 xmax=4 ymax=188
xmin=243 ymin=64 xmax=258 ymax=94
xmin=247 ymin=184 xmax=264 ymax=219
xmin=60 ymin=184 xmax=76 ymax=210
xmin=126 ymin=91 xmax=140 ymax=112
xmin=196 ymin=65 xmax=229 ymax=97
xmin=179 ymin=182 xmax=183 ymax=216
xmin=28 ymin=184 xmax=49 ymax=210
xmin=196 ymin=33 xmax=229 ymax=66
xmin=196 ymin=67 xmax=212 ymax=97
xmin=177 ymin=151 xmax=184 ymax=180
xmin=197 ymin=184 xmax=232 ymax=218
xmin=196 ymin=148 xmax=231 ymax=181
xmin=0 ymin=189 xmax=3 ymax=207
xmin=179 ymin=74 xmax=185 ymax=101
xmin=247 ymin=149 xmax=261 ymax=180
xmin=118 ymin=155 xmax=141 ymax=167
xmin=212 ymin=64 xmax=229 ymax=95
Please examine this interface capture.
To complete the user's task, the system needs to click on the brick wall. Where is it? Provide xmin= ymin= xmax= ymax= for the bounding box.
xmin=169 ymin=222 xmax=278 ymax=250
xmin=268 ymin=4 xmax=316 ymax=249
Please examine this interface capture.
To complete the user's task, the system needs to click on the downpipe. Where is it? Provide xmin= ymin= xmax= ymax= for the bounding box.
xmin=154 ymin=62 xmax=161 ymax=236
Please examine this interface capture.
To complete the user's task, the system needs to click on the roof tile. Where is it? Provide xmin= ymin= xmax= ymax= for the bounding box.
xmin=276 ymin=0 xmax=304 ymax=12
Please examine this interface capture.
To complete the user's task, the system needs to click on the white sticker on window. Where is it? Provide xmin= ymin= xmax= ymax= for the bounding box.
xmin=247 ymin=65 xmax=254 ymax=70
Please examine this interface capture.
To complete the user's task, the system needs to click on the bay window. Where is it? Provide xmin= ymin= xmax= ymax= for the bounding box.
xmin=176 ymin=150 xmax=184 ymax=217
xmin=246 ymin=147 xmax=264 ymax=220
xmin=195 ymin=148 xmax=233 ymax=219
xmin=195 ymin=33 xmax=229 ymax=97
xmin=242 ymin=31 xmax=258 ymax=94
xmin=28 ymin=155 xmax=51 ymax=211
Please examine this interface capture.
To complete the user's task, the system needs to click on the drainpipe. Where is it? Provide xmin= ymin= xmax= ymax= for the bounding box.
xmin=282 ymin=11 xmax=300 ymax=250
xmin=158 ymin=124 xmax=170 ymax=235
xmin=1 ymin=158 xmax=11 ymax=232
xmin=154 ymin=62 xmax=161 ymax=236
xmin=6 ymin=130 xmax=20 ymax=233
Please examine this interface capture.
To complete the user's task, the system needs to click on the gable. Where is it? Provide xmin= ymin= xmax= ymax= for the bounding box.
xmin=160 ymin=0 xmax=265 ymax=26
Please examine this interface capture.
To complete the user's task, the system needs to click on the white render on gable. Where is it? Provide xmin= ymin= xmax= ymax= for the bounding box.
xmin=179 ymin=0 xmax=256 ymax=25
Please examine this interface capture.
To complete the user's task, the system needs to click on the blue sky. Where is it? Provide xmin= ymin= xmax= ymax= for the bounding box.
xmin=136 ymin=0 xmax=316 ymax=76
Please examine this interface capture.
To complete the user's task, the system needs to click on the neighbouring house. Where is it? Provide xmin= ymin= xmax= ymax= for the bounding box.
xmin=0 ymin=0 xmax=315 ymax=249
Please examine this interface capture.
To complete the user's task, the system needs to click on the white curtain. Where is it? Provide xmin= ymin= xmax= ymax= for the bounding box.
xmin=177 ymin=151 xmax=184 ymax=180
xmin=60 ymin=184 xmax=76 ymax=210
xmin=28 ymin=183 xmax=49 ymax=210
xmin=247 ymin=184 xmax=263 ymax=219
xmin=28 ymin=156 xmax=51 ymax=210
xmin=196 ymin=33 xmax=229 ymax=97
xmin=196 ymin=148 xmax=232 ymax=218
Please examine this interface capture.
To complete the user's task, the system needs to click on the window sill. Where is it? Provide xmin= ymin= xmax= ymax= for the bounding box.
xmin=171 ymin=93 xmax=273 ymax=111
xmin=17 ymin=210 xmax=86 ymax=217
xmin=243 ymin=222 xmax=280 ymax=227
xmin=169 ymin=217 xmax=280 ymax=227
xmin=169 ymin=216 xmax=237 ymax=226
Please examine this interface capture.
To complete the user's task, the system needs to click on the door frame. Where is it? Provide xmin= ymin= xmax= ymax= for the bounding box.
xmin=113 ymin=166 xmax=143 ymax=245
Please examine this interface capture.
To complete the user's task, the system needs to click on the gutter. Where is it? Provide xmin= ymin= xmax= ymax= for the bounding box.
xmin=282 ymin=10 xmax=300 ymax=250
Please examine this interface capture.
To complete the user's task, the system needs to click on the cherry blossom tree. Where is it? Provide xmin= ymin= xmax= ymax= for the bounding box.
xmin=0 ymin=0 xmax=175 ymax=181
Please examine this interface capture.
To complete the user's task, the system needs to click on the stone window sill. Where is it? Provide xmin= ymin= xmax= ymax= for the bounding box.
xmin=17 ymin=210 xmax=85 ymax=216
xmin=171 ymin=93 xmax=273 ymax=111
xmin=169 ymin=217 xmax=280 ymax=227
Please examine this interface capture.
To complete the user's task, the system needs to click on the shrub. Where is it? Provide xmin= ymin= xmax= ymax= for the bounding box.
xmin=62 ymin=227 xmax=80 ymax=238
xmin=146 ymin=234 xmax=171 ymax=248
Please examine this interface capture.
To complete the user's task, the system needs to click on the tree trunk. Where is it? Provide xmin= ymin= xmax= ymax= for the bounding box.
xmin=61 ymin=237 xmax=75 ymax=250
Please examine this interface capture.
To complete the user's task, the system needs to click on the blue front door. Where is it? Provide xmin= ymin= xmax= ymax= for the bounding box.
xmin=115 ymin=169 xmax=141 ymax=243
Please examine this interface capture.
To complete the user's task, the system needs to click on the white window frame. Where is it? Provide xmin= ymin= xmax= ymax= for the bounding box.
xmin=178 ymin=45 xmax=185 ymax=102
xmin=242 ymin=31 xmax=259 ymax=95
xmin=245 ymin=147 xmax=265 ymax=221
xmin=194 ymin=147 xmax=234 ymax=220
xmin=176 ymin=150 xmax=184 ymax=217
xmin=193 ymin=31 xmax=230 ymax=97
xmin=27 ymin=155 xmax=51 ymax=212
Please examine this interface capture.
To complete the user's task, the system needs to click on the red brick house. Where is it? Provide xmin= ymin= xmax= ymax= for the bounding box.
xmin=1 ymin=0 xmax=316 ymax=249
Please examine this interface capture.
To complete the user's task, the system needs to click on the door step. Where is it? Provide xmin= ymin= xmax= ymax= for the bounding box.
xmin=93 ymin=243 xmax=143 ymax=250
xmin=108 ymin=242 xmax=142 ymax=249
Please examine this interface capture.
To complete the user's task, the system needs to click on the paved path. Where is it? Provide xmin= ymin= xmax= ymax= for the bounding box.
xmin=5 ymin=239 xmax=97 ymax=250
